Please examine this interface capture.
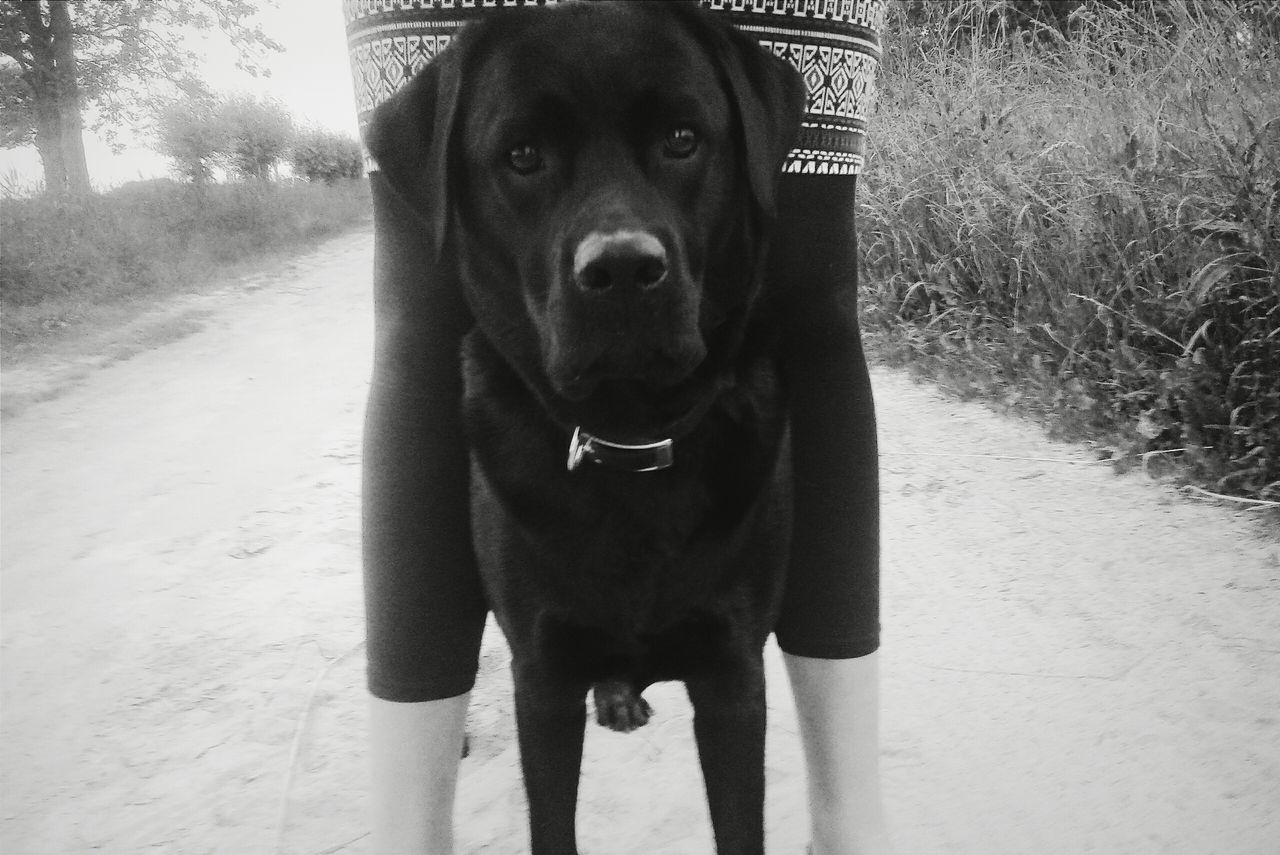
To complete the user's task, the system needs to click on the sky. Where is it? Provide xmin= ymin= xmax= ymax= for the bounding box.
xmin=0 ymin=1 xmax=359 ymax=191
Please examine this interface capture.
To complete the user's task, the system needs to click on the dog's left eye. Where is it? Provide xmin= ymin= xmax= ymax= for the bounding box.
xmin=507 ymin=143 xmax=544 ymax=174
xmin=663 ymin=127 xmax=699 ymax=159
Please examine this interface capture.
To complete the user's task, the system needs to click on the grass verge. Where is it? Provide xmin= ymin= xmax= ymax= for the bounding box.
xmin=1 ymin=178 xmax=371 ymax=362
xmin=860 ymin=0 xmax=1279 ymax=503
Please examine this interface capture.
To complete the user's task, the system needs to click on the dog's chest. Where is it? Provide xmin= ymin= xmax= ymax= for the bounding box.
xmin=471 ymin=437 xmax=757 ymax=616
xmin=461 ymin=328 xmax=789 ymax=634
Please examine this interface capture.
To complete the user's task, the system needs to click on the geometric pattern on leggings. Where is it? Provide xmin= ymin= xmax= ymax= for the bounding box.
xmin=343 ymin=0 xmax=883 ymax=175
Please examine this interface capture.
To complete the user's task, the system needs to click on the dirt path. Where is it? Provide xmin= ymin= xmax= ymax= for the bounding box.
xmin=2 ymin=229 xmax=1276 ymax=855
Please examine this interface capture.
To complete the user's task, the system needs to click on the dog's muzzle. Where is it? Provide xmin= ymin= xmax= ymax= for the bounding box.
xmin=548 ymin=228 xmax=706 ymax=402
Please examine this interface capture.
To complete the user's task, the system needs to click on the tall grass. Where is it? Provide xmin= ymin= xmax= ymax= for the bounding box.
xmin=1 ymin=178 xmax=371 ymax=355
xmin=861 ymin=0 xmax=1280 ymax=501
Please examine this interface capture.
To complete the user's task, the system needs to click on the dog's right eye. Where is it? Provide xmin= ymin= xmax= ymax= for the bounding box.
xmin=507 ymin=143 xmax=544 ymax=175
xmin=663 ymin=126 xmax=699 ymax=159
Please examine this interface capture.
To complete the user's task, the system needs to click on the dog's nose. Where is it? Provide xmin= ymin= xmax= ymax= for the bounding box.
xmin=573 ymin=230 xmax=668 ymax=292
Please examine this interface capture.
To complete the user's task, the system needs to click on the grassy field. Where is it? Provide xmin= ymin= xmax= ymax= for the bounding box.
xmin=860 ymin=0 xmax=1279 ymax=502
xmin=1 ymin=177 xmax=371 ymax=360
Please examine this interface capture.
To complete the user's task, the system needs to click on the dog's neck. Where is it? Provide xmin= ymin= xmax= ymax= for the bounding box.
xmin=565 ymin=377 xmax=724 ymax=473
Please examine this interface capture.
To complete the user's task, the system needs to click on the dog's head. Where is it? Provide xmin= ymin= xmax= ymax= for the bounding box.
xmin=366 ymin=1 xmax=804 ymax=439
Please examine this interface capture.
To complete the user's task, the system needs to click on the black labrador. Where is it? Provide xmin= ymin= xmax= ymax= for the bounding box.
xmin=366 ymin=3 xmax=805 ymax=853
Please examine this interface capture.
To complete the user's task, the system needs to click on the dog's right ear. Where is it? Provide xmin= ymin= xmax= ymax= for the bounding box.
xmin=668 ymin=4 xmax=806 ymax=219
xmin=363 ymin=41 xmax=466 ymax=256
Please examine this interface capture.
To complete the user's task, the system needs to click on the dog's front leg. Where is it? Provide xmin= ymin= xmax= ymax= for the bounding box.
xmin=686 ymin=658 xmax=768 ymax=855
xmin=512 ymin=657 xmax=589 ymax=855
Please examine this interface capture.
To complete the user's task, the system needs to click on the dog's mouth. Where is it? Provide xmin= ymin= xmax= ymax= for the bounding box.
xmin=554 ymin=344 xmax=705 ymax=401
xmin=553 ymin=367 xmax=717 ymax=444
xmin=547 ymin=320 xmax=708 ymax=422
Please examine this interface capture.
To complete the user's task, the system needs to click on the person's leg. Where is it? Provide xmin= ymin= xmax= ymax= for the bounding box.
xmin=363 ymin=174 xmax=488 ymax=853
xmin=369 ymin=694 xmax=470 ymax=855
xmin=785 ymin=652 xmax=895 ymax=855
xmin=770 ymin=173 xmax=894 ymax=854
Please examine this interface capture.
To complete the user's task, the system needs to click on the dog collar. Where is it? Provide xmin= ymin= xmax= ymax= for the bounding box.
xmin=566 ymin=426 xmax=674 ymax=473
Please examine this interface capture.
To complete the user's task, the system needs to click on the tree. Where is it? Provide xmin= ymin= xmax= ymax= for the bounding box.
xmin=218 ymin=95 xmax=294 ymax=181
xmin=0 ymin=2 xmax=87 ymax=194
xmin=0 ymin=1 xmax=280 ymax=195
xmin=154 ymin=97 xmax=225 ymax=186
xmin=154 ymin=94 xmax=300 ymax=185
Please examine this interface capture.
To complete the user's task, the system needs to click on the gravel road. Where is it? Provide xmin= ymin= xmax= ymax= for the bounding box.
xmin=2 ymin=229 xmax=1276 ymax=854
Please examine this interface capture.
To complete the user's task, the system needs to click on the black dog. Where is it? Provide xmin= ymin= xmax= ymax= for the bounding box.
xmin=367 ymin=3 xmax=805 ymax=853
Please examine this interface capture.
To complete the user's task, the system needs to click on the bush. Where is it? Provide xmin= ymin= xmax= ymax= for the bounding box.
xmin=861 ymin=0 xmax=1280 ymax=500
xmin=291 ymin=127 xmax=364 ymax=184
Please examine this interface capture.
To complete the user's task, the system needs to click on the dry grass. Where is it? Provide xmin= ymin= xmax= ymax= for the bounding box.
xmin=1 ymin=178 xmax=371 ymax=360
xmin=861 ymin=0 xmax=1279 ymax=501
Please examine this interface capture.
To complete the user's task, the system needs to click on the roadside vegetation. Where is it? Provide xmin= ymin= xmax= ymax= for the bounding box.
xmin=1 ymin=175 xmax=370 ymax=356
xmin=862 ymin=0 xmax=1279 ymax=503
xmin=1 ymin=0 xmax=370 ymax=361
xmin=0 ymin=99 xmax=369 ymax=359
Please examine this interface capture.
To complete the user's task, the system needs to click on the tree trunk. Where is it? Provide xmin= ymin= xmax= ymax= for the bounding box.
xmin=32 ymin=87 xmax=67 ymax=192
xmin=48 ymin=0 xmax=90 ymax=195
xmin=19 ymin=1 xmax=90 ymax=195
xmin=19 ymin=2 xmax=62 ymax=194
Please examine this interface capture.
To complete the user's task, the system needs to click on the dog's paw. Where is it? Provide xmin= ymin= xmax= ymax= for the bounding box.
xmin=592 ymin=680 xmax=653 ymax=733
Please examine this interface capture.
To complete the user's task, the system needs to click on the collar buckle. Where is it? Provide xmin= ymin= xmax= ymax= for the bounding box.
xmin=566 ymin=426 xmax=675 ymax=473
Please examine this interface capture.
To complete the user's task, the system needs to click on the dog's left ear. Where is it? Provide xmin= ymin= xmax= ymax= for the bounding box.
xmin=682 ymin=7 xmax=807 ymax=215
